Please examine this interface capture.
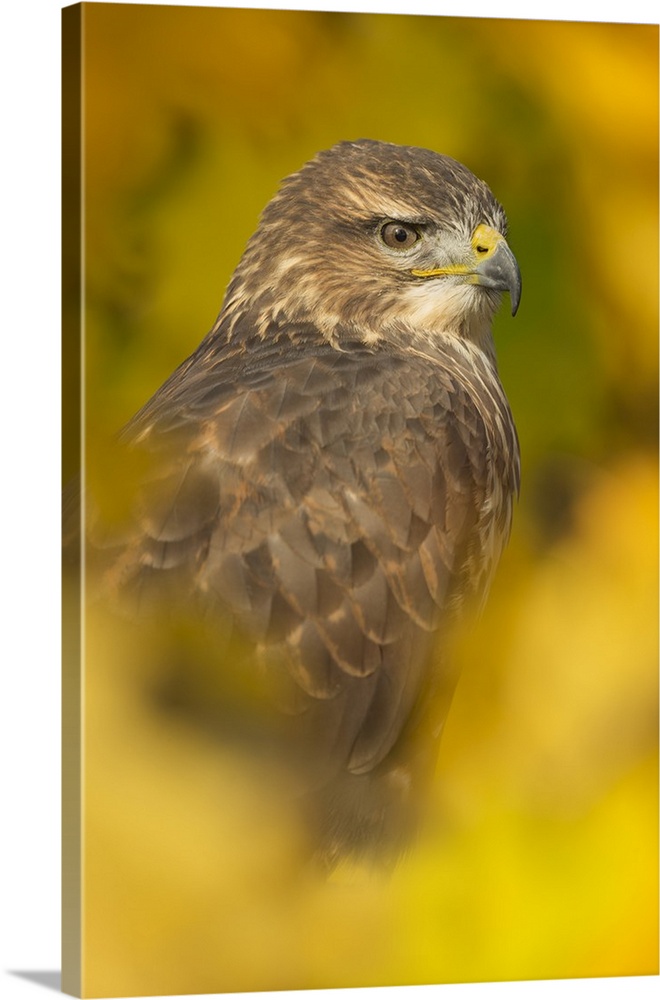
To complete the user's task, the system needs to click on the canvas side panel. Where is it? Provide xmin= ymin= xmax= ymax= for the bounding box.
xmin=62 ymin=4 xmax=83 ymax=997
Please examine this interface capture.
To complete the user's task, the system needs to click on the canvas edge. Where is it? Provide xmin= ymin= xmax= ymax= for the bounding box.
xmin=62 ymin=3 xmax=83 ymax=996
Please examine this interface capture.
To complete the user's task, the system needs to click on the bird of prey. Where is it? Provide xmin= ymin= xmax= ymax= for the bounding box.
xmin=90 ymin=139 xmax=521 ymax=868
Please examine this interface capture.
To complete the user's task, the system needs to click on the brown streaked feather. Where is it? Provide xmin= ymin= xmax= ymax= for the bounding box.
xmin=98 ymin=331 xmax=514 ymax=759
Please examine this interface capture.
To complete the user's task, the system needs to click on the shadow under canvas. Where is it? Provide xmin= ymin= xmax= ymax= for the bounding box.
xmin=10 ymin=972 xmax=62 ymax=993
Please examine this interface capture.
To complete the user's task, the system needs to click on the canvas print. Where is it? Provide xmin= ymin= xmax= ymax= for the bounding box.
xmin=62 ymin=3 xmax=659 ymax=997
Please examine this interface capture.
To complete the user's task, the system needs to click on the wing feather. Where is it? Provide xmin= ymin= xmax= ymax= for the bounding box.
xmin=95 ymin=329 xmax=516 ymax=790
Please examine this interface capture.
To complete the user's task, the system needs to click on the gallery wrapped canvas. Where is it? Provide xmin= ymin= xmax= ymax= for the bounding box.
xmin=62 ymin=3 xmax=658 ymax=997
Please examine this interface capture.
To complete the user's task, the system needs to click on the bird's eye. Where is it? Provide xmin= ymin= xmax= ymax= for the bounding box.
xmin=380 ymin=222 xmax=420 ymax=250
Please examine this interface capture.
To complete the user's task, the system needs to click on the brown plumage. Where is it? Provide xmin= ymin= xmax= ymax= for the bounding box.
xmin=89 ymin=140 xmax=521 ymax=866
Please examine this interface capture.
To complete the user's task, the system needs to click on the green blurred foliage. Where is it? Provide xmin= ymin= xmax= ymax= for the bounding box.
xmin=73 ymin=4 xmax=658 ymax=995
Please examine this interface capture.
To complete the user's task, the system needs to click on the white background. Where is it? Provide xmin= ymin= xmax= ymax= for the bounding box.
xmin=0 ymin=1 xmax=657 ymax=999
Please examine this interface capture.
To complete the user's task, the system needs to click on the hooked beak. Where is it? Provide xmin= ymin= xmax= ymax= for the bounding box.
xmin=411 ymin=224 xmax=522 ymax=317
xmin=473 ymin=237 xmax=522 ymax=317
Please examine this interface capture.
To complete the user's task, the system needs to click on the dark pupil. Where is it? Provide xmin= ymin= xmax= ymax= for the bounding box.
xmin=394 ymin=227 xmax=408 ymax=243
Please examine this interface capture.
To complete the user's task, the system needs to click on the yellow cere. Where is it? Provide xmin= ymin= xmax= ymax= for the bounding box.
xmin=470 ymin=223 xmax=504 ymax=258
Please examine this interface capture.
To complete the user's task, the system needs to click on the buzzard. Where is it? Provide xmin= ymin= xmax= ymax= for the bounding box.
xmin=90 ymin=139 xmax=521 ymax=867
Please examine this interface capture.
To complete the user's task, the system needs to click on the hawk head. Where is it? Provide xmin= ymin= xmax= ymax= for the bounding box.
xmin=221 ymin=139 xmax=521 ymax=351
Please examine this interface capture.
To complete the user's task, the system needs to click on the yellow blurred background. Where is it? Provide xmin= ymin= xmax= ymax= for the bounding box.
xmin=69 ymin=4 xmax=658 ymax=996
